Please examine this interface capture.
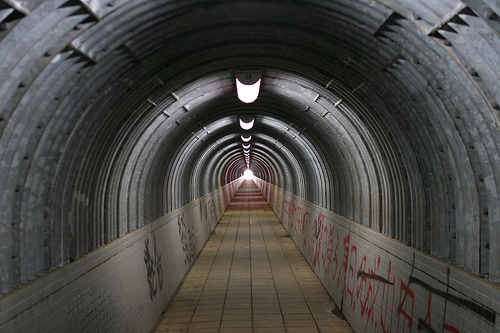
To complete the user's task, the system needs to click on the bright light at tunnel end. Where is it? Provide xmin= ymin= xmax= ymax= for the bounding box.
xmin=243 ymin=169 xmax=254 ymax=180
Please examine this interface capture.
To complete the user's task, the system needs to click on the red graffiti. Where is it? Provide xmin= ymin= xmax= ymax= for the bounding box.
xmin=346 ymin=245 xmax=358 ymax=310
xmin=313 ymin=212 xmax=325 ymax=267
xmin=267 ymin=191 xmax=491 ymax=333
xmin=380 ymin=261 xmax=396 ymax=333
xmin=444 ymin=324 xmax=460 ymax=333
xmin=329 ymin=229 xmax=341 ymax=285
xmin=284 ymin=200 xmax=294 ymax=218
xmin=338 ymin=233 xmax=350 ymax=291
xmin=283 ymin=199 xmax=311 ymax=252
xmin=322 ymin=224 xmax=336 ymax=285
xmin=292 ymin=207 xmax=308 ymax=249
xmin=307 ymin=243 xmax=315 ymax=266
xmin=356 ymin=256 xmax=383 ymax=330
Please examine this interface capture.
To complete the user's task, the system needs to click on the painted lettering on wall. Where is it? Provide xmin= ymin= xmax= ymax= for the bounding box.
xmin=178 ymin=214 xmax=197 ymax=265
xmin=255 ymin=179 xmax=500 ymax=333
xmin=200 ymin=199 xmax=217 ymax=233
xmin=144 ymin=234 xmax=163 ymax=300
xmin=207 ymin=200 xmax=216 ymax=229
xmin=408 ymin=275 xmax=496 ymax=325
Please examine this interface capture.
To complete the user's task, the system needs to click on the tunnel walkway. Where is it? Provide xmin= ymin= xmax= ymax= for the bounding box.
xmin=154 ymin=180 xmax=353 ymax=333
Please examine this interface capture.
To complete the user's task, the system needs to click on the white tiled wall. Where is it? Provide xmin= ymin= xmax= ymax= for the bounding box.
xmin=255 ymin=179 xmax=500 ymax=333
xmin=0 ymin=179 xmax=242 ymax=333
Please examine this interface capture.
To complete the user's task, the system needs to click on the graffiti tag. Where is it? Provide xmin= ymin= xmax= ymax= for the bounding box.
xmin=144 ymin=234 xmax=163 ymax=300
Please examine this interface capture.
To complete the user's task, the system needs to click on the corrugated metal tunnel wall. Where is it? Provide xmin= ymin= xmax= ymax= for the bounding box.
xmin=0 ymin=0 xmax=499 ymax=332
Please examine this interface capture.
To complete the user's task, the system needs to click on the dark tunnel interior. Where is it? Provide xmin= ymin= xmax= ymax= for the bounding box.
xmin=0 ymin=0 xmax=499 ymax=331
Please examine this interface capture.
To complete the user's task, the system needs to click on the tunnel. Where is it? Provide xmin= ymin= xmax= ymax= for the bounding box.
xmin=0 ymin=0 xmax=499 ymax=332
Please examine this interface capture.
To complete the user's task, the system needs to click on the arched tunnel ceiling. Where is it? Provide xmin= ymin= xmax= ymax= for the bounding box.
xmin=0 ymin=0 xmax=499 ymax=294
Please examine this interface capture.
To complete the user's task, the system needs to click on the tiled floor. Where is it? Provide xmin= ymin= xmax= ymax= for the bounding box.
xmin=155 ymin=180 xmax=353 ymax=333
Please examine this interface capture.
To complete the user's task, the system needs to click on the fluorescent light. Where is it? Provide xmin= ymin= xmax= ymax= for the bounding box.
xmin=241 ymin=135 xmax=252 ymax=142
xmin=236 ymin=78 xmax=261 ymax=103
xmin=239 ymin=118 xmax=255 ymax=130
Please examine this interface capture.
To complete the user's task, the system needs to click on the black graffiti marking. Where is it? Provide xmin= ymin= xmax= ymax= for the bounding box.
xmin=178 ymin=215 xmax=197 ymax=265
xmin=201 ymin=200 xmax=217 ymax=230
xmin=357 ymin=271 xmax=395 ymax=285
xmin=417 ymin=319 xmax=437 ymax=333
xmin=408 ymin=276 xmax=496 ymax=324
xmin=207 ymin=200 xmax=216 ymax=227
xmin=313 ymin=223 xmax=320 ymax=240
xmin=399 ymin=252 xmax=416 ymax=310
xmin=144 ymin=234 xmax=164 ymax=300
xmin=313 ymin=213 xmax=324 ymax=240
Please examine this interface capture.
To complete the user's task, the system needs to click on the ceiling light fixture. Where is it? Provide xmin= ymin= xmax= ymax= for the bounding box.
xmin=239 ymin=118 xmax=255 ymax=130
xmin=235 ymin=71 xmax=261 ymax=104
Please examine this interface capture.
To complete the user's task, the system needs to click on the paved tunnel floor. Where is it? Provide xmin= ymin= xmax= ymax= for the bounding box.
xmin=155 ymin=180 xmax=353 ymax=333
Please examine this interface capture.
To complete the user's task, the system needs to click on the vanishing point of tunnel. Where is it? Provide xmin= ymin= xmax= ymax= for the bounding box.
xmin=0 ymin=0 xmax=499 ymax=332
